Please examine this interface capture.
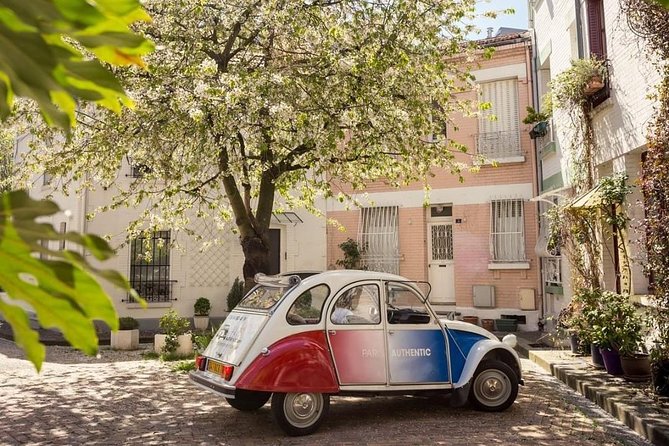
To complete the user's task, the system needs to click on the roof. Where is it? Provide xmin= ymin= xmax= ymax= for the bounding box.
xmin=475 ymin=30 xmax=530 ymax=48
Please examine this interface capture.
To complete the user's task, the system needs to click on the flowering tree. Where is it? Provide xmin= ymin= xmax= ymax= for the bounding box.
xmin=23 ymin=0 xmax=484 ymax=288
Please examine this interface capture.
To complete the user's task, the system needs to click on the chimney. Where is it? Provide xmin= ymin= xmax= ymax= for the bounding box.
xmin=487 ymin=27 xmax=494 ymax=38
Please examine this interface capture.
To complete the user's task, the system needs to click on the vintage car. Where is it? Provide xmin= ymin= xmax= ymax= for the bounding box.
xmin=189 ymin=270 xmax=523 ymax=436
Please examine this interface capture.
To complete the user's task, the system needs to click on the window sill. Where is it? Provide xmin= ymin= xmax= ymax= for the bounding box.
xmin=488 ymin=262 xmax=530 ymax=270
xmin=481 ymin=156 xmax=526 ymax=165
xmin=126 ymin=302 xmax=173 ymax=309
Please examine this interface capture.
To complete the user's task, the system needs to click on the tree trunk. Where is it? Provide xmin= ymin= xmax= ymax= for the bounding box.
xmin=241 ymin=232 xmax=271 ymax=292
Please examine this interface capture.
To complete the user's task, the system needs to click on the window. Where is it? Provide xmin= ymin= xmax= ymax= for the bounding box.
xmin=330 ymin=284 xmax=380 ymax=325
xmin=490 ymin=199 xmax=526 ymax=262
xmin=286 ymin=285 xmax=329 ymax=325
xmin=478 ymin=79 xmax=521 ymax=159
xmin=42 ymin=172 xmax=52 ymax=185
xmin=386 ymin=282 xmax=431 ymax=324
xmin=586 ymin=0 xmax=606 ymax=58
xmin=358 ymin=206 xmax=400 ymax=274
xmin=129 ymin=231 xmax=174 ymax=303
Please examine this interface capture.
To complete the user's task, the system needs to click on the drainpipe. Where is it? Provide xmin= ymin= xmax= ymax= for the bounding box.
xmin=575 ymin=0 xmax=584 ymax=58
xmin=527 ymin=15 xmax=546 ymax=328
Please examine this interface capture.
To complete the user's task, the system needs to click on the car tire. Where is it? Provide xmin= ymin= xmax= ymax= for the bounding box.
xmin=225 ymin=389 xmax=271 ymax=411
xmin=469 ymin=359 xmax=518 ymax=412
xmin=271 ymin=392 xmax=329 ymax=436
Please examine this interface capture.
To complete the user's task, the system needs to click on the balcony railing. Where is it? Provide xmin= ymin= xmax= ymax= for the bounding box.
xmin=475 ymin=130 xmax=522 ymax=160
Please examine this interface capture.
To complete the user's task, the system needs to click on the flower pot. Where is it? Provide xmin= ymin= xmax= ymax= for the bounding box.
xmin=110 ymin=329 xmax=139 ymax=350
xmin=590 ymin=343 xmax=605 ymax=369
xmin=584 ymin=75 xmax=605 ymax=95
xmin=620 ymin=354 xmax=651 ymax=382
xmin=462 ymin=316 xmax=479 ymax=325
xmin=154 ymin=333 xmax=193 ymax=356
xmin=481 ymin=319 xmax=495 ymax=331
xmin=569 ymin=334 xmax=580 ymax=354
xmin=599 ymin=347 xmax=624 ymax=375
xmin=494 ymin=318 xmax=517 ymax=332
xmin=651 ymin=358 xmax=669 ymax=397
xmin=193 ymin=315 xmax=209 ymax=331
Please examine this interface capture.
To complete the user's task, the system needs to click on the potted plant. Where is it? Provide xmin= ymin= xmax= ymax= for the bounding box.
xmin=154 ymin=310 xmax=193 ymax=357
xmin=550 ymin=57 xmax=607 ymax=109
xmin=111 ymin=316 xmax=140 ymax=350
xmin=193 ymin=297 xmax=211 ymax=330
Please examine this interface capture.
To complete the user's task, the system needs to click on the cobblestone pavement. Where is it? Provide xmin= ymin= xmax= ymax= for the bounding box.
xmin=0 ymin=340 xmax=652 ymax=446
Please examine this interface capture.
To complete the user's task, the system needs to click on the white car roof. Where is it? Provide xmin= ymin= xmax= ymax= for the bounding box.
xmin=291 ymin=269 xmax=416 ymax=293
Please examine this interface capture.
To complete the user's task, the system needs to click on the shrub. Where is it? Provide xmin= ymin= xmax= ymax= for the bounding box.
xmin=194 ymin=297 xmax=211 ymax=316
xmin=159 ymin=310 xmax=191 ymax=355
xmin=336 ymin=238 xmax=363 ymax=269
xmin=118 ymin=316 xmax=139 ymax=331
xmin=227 ymin=277 xmax=244 ymax=311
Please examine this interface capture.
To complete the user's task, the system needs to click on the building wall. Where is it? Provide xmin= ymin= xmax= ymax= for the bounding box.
xmin=327 ymin=36 xmax=542 ymax=330
xmin=531 ymin=0 xmax=660 ymax=319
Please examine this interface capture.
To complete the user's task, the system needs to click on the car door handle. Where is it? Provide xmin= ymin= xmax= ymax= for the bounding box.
xmin=388 ymin=330 xmax=395 ymax=335
xmin=328 ymin=330 xmax=336 ymax=335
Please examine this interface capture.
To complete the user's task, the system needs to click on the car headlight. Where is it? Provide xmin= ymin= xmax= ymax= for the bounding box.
xmin=502 ymin=334 xmax=517 ymax=348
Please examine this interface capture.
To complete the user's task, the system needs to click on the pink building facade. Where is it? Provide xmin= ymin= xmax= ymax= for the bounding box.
xmin=326 ymin=31 xmax=542 ymax=330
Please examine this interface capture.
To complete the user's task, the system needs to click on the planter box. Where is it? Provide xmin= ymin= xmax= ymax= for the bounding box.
xmin=585 ymin=76 xmax=605 ymax=95
xmin=110 ymin=329 xmax=139 ymax=350
xmin=494 ymin=319 xmax=517 ymax=332
xmin=154 ymin=333 xmax=193 ymax=356
xmin=193 ymin=316 xmax=209 ymax=331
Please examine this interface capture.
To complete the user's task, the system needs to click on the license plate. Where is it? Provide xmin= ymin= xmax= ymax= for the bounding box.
xmin=207 ymin=359 xmax=223 ymax=375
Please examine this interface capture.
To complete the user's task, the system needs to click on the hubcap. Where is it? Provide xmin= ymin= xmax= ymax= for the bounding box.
xmin=474 ymin=369 xmax=511 ymax=407
xmin=284 ymin=393 xmax=322 ymax=428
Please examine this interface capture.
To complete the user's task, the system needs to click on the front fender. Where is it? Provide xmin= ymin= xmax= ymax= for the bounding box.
xmin=235 ymin=330 xmax=339 ymax=394
xmin=453 ymin=339 xmax=522 ymax=388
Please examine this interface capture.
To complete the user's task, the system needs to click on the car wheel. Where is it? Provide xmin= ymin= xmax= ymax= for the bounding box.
xmin=271 ymin=392 xmax=329 ymax=436
xmin=225 ymin=389 xmax=271 ymax=411
xmin=469 ymin=359 xmax=518 ymax=412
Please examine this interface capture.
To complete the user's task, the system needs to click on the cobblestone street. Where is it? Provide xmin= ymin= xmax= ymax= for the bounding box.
xmin=0 ymin=340 xmax=651 ymax=445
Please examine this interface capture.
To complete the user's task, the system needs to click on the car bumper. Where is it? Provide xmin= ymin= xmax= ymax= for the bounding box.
xmin=189 ymin=371 xmax=236 ymax=398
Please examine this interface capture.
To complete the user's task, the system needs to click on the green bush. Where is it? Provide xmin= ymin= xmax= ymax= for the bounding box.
xmin=159 ymin=310 xmax=191 ymax=355
xmin=227 ymin=277 xmax=245 ymax=311
xmin=194 ymin=297 xmax=211 ymax=316
xmin=118 ymin=316 xmax=139 ymax=330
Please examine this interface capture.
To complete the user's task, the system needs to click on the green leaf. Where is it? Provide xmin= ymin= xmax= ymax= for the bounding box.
xmin=0 ymin=190 xmax=142 ymax=371
xmin=0 ymin=0 xmax=153 ymax=130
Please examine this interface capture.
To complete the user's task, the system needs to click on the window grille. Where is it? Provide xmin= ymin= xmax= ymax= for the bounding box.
xmin=430 ymin=224 xmax=453 ymax=261
xmin=477 ymin=79 xmax=521 ymax=159
xmin=543 ymin=257 xmax=562 ymax=285
xmin=358 ymin=206 xmax=400 ymax=274
xmin=128 ymin=231 xmax=176 ymax=303
xmin=490 ymin=199 xmax=526 ymax=262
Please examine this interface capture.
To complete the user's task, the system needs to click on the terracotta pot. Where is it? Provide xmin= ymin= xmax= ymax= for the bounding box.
xmin=462 ymin=316 xmax=479 ymax=325
xmin=600 ymin=347 xmax=624 ymax=375
xmin=620 ymin=354 xmax=651 ymax=382
xmin=481 ymin=319 xmax=495 ymax=331
xmin=585 ymin=75 xmax=605 ymax=95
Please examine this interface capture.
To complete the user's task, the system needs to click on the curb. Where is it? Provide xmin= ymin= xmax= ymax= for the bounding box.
xmin=516 ymin=338 xmax=669 ymax=446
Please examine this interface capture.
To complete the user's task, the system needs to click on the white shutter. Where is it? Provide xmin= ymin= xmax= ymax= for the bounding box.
xmin=478 ymin=79 xmax=520 ymax=158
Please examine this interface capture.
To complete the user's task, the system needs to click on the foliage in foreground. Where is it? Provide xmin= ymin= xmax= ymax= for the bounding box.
xmin=0 ymin=190 xmax=140 ymax=371
xmin=0 ymin=0 xmax=153 ymax=130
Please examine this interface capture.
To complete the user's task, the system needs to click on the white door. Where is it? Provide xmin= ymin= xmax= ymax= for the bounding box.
xmin=428 ymin=222 xmax=455 ymax=304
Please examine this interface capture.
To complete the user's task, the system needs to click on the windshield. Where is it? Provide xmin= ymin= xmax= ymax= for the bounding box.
xmin=238 ymin=285 xmax=291 ymax=310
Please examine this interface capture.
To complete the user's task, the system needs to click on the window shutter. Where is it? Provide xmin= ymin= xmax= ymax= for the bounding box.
xmin=587 ymin=0 xmax=606 ymax=58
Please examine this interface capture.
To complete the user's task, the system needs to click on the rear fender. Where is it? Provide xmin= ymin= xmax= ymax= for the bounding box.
xmin=235 ymin=330 xmax=339 ymax=393
xmin=453 ymin=340 xmax=522 ymax=388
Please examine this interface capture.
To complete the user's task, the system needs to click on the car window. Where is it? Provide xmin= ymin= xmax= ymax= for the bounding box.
xmin=238 ymin=285 xmax=289 ymax=310
xmin=387 ymin=283 xmax=431 ymax=324
xmin=330 ymin=284 xmax=380 ymax=325
xmin=286 ymin=285 xmax=330 ymax=325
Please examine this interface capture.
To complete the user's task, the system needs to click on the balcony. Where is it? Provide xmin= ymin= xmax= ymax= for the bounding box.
xmin=475 ymin=130 xmax=523 ymax=162
xmin=536 ymin=120 xmax=557 ymax=160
